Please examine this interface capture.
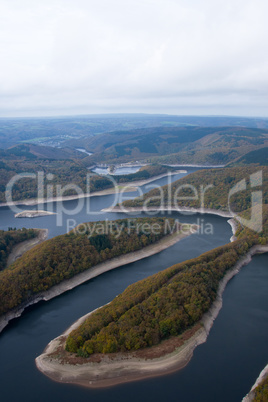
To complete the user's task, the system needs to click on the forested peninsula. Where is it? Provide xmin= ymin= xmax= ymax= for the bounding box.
xmin=0 ymin=160 xmax=175 ymax=204
xmin=36 ymin=166 xmax=268 ymax=387
xmin=65 ymin=239 xmax=254 ymax=356
xmin=36 ymin=239 xmax=268 ymax=388
xmin=121 ymin=166 xmax=268 ymax=215
xmin=0 ymin=217 xmax=193 ymax=332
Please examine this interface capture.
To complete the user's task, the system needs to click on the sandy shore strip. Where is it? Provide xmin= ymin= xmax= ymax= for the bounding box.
xmin=0 ymin=186 xmax=136 ymax=208
xmin=242 ymin=364 xmax=268 ymax=402
xmin=118 ymin=170 xmax=187 ymax=187
xmin=101 ymin=206 xmax=238 ymax=242
xmin=35 ymin=244 xmax=268 ymax=389
xmin=15 ymin=210 xmax=56 ymax=218
xmin=6 ymin=228 xmax=48 ymax=267
xmin=0 ymin=171 xmax=185 ymax=208
xmin=0 ymin=225 xmax=196 ymax=334
xmin=167 ymin=164 xmax=225 ymax=168
xmin=102 ymin=205 xmax=234 ymax=218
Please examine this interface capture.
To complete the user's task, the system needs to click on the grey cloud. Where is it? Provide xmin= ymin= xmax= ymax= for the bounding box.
xmin=0 ymin=0 xmax=268 ymax=117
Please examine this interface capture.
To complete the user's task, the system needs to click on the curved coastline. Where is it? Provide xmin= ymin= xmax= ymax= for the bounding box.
xmin=101 ymin=206 xmax=236 ymax=240
xmin=0 ymin=226 xmax=195 ymax=334
xmin=6 ymin=228 xmax=48 ymax=267
xmin=167 ymin=164 xmax=225 ymax=168
xmin=242 ymin=364 xmax=268 ymax=401
xmin=0 ymin=170 xmax=185 ymax=208
xmin=101 ymin=206 xmax=234 ymax=219
xmin=35 ymin=244 xmax=268 ymax=389
xmin=227 ymin=218 xmax=239 ymax=242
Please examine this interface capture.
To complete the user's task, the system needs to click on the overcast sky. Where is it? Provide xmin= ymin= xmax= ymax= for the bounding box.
xmin=1 ymin=0 xmax=268 ymax=117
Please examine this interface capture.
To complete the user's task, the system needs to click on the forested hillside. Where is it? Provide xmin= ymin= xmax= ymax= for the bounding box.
xmin=78 ymin=126 xmax=268 ymax=165
xmin=0 ymin=228 xmax=37 ymax=271
xmin=123 ymin=166 xmax=268 ymax=215
xmin=66 ymin=238 xmax=255 ymax=355
xmin=0 ymin=158 xmax=174 ymax=203
xmin=66 ymin=203 xmax=268 ymax=356
xmin=0 ymin=144 xmax=86 ymax=160
xmin=0 ymin=217 xmax=180 ymax=317
xmin=2 ymin=114 xmax=268 ymax=148
xmin=231 ymin=147 xmax=268 ymax=166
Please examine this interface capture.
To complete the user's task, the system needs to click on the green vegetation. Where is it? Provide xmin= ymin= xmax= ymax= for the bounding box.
xmin=80 ymin=126 xmax=268 ymax=165
xmin=65 ymin=238 xmax=255 ymax=356
xmin=1 ymin=114 xmax=222 ymax=148
xmin=122 ymin=166 xmax=268 ymax=215
xmin=231 ymin=147 xmax=268 ymax=166
xmin=0 ymin=157 xmax=174 ymax=203
xmin=64 ymin=166 xmax=268 ymax=357
xmin=0 ymin=144 xmax=86 ymax=161
xmin=235 ymin=205 xmax=268 ymax=244
xmin=113 ymin=164 xmax=175 ymax=183
xmin=0 ymin=158 xmax=93 ymax=202
xmin=0 ymin=217 xmax=178 ymax=316
xmin=0 ymin=228 xmax=37 ymax=271
xmin=253 ymin=376 xmax=268 ymax=401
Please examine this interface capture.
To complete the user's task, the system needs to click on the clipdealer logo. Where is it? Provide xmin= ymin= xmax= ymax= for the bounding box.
xmin=228 ymin=170 xmax=263 ymax=233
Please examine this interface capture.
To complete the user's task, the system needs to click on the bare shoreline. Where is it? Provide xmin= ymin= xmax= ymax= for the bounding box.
xmin=0 ymin=226 xmax=196 ymax=334
xmin=167 ymin=164 xmax=225 ymax=168
xmin=101 ymin=206 xmax=238 ymax=243
xmin=101 ymin=206 xmax=234 ymax=219
xmin=242 ymin=364 xmax=268 ymax=401
xmin=15 ymin=210 xmax=56 ymax=218
xmin=0 ymin=170 xmax=185 ymax=208
xmin=6 ymin=228 xmax=48 ymax=267
xmin=35 ymin=244 xmax=268 ymax=389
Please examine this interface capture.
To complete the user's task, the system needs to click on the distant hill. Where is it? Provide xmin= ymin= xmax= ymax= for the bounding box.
xmin=79 ymin=126 xmax=268 ymax=165
xmin=0 ymin=144 xmax=86 ymax=161
xmin=231 ymin=147 xmax=268 ymax=166
xmin=1 ymin=114 xmax=268 ymax=148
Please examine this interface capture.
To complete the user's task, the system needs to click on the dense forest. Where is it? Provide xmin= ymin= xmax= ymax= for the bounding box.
xmin=0 ymin=228 xmax=36 ymax=271
xmin=64 ymin=166 xmax=268 ymax=357
xmin=0 ymin=217 xmax=180 ymax=317
xmin=65 ymin=237 xmax=255 ymax=356
xmin=123 ymin=166 xmax=268 ymax=214
xmin=252 ymin=375 xmax=268 ymax=401
xmin=1 ymin=115 xmax=268 ymax=148
xmin=0 ymin=114 xmax=202 ymax=148
xmin=231 ymin=147 xmax=268 ymax=166
xmin=0 ymin=154 xmax=173 ymax=202
xmin=79 ymin=126 xmax=268 ymax=165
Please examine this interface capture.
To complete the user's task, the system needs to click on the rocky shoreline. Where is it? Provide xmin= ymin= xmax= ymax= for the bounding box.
xmin=35 ymin=244 xmax=268 ymax=389
xmin=0 ymin=226 xmax=195 ymax=334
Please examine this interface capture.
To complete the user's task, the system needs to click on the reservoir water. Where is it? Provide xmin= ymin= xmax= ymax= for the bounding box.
xmin=76 ymin=148 xmax=93 ymax=156
xmin=0 ymin=170 xmax=267 ymax=402
xmin=91 ymin=165 xmax=143 ymax=175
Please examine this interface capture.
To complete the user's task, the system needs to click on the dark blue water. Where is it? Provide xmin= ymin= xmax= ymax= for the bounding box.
xmin=0 ymin=169 xmax=267 ymax=402
xmin=0 ymin=169 xmax=197 ymax=238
